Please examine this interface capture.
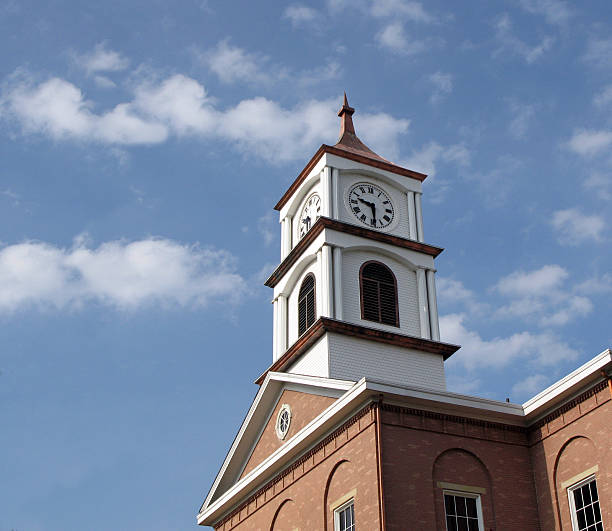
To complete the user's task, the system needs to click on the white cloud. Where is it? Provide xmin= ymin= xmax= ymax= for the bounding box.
xmin=376 ymin=22 xmax=426 ymax=55
xmin=493 ymin=13 xmax=554 ymax=63
xmin=0 ymin=76 xmax=167 ymax=144
xmin=441 ymin=313 xmax=578 ymax=370
xmin=403 ymin=141 xmax=470 ymax=178
xmin=566 ymin=129 xmax=612 ymax=157
xmin=583 ymin=38 xmax=612 ymax=69
xmin=594 ymin=85 xmax=612 ymax=107
xmin=370 ymin=0 xmax=433 ymax=22
xmin=518 ymin=0 xmax=572 ymax=25
xmin=93 ymin=75 xmax=116 ymax=89
xmin=202 ymin=39 xmax=276 ymax=85
xmin=257 ymin=212 xmax=277 ymax=247
xmin=496 ymin=264 xmax=568 ymax=297
xmin=511 ymin=374 xmax=549 ymax=399
xmin=0 ymin=237 xmax=247 ymax=312
xmin=74 ymin=43 xmax=129 ymax=75
xmin=437 ymin=277 xmax=488 ymax=316
xmin=2 ymin=74 xmax=406 ymax=162
xmin=428 ymin=71 xmax=452 ymax=104
xmin=576 ymin=273 xmax=612 ymax=295
xmin=508 ymin=100 xmax=535 ymax=139
xmin=494 ymin=264 xmax=594 ymax=326
xmin=551 ymin=208 xmax=605 ymax=245
xmin=283 ymin=4 xmax=319 ymax=26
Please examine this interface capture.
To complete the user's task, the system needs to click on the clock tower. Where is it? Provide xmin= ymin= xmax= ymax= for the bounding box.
xmin=263 ymin=93 xmax=457 ymax=389
xmin=197 ymin=95 xmax=612 ymax=531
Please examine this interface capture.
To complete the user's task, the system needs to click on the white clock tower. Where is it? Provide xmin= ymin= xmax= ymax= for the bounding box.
xmin=260 ymin=94 xmax=458 ymax=389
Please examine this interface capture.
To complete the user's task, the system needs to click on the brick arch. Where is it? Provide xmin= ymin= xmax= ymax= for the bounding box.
xmin=323 ymin=459 xmax=351 ymax=531
xmin=432 ymin=447 xmax=495 ymax=530
xmin=553 ymin=435 xmax=598 ymax=529
xmin=270 ymin=498 xmax=301 ymax=531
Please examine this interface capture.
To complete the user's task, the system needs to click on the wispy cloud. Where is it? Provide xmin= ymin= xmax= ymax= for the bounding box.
xmin=428 ymin=71 xmax=453 ymax=104
xmin=0 ymin=236 xmax=246 ymax=312
xmin=507 ymin=99 xmax=535 ymax=139
xmin=376 ymin=22 xmax=426 ymax=55
xmin=517 ymin=0 xmax=572 ymax=25
xmin=583 ymin=38 xmax=612 ymax=69
xmin=566 ymin=129 xmax=612 ymax=157
xmin=73 ymin=42 xmax=129 ymax=75
xmin=283 ymin=4 xmax=320 ymax=27
xmin=441 ymin=313 xmax=578 ymax=370
xmin=594 ymin=85 xmax=612 ymax=107
xmin=370 ymin=0 xmax=434 ymax=22
xmin=493 ymin=13 xmax=554 ymax=63
xmin=551 ymin=208 xmax=605 ymax=245
xmin=511 ymin=373 xmax=550 ymax=399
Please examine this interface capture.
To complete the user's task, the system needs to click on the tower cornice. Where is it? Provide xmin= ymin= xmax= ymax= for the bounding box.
xmin=274 ymin=144 xmax=427 ymax=212
xmin=265 ymin=216 xmax=443 ymax=289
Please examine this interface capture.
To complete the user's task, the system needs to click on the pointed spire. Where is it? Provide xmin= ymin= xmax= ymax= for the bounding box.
xmin=334 ymin=93 xmax=389 ymax=163
xmin=337 ymin=91 xmax=356 ymax=138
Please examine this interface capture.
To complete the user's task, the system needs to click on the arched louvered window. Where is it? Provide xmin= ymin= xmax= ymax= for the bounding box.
xmin=298 ymin=274 xmax=316 ymax=336
xmin=360 ymin=261 xmax=399 ymax=327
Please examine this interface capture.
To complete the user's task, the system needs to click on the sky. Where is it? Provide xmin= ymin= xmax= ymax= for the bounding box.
xmin=1 ymin=0 xmax=611 ymax=529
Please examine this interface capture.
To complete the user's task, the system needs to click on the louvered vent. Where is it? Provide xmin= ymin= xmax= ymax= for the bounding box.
xmin=360 ymin=262 xmax=399 ymax=327
xmin=298 ymin=274 xmax=316 ymax=336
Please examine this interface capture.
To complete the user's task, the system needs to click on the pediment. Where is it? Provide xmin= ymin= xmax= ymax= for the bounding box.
xmin=200 ymin=372 xmax=354 ymax=514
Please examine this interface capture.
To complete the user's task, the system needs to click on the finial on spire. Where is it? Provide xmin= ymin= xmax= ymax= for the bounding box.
xmin=338 ymin=91 xmax=355 ymax=138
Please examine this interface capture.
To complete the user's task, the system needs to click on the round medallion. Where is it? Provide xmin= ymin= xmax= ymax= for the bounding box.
xmin=275 ymin=404 xmax=292 ymax=440
xmin=299 ymin=193 xmax=321 ymax=239
xmin=348 ymin=182 xmax=394 ymax=229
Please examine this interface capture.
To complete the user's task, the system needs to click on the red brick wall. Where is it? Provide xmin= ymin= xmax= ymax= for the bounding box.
xmin=216 ymin=405 xmax=381 ymax=531
xmin=529 ymin=381 xmax=611 ymax=530
xmin=380 ymin=406 xmax=540 ymax=531
xmin=241 ymin=390 xmax=336 ymax=478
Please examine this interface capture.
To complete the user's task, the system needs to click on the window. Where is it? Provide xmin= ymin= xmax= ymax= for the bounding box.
xmin=275 ymin=404 xmax=292 ymax=440
xmin=569 ymin=476 xmax=604 ymax=531
xmin=444 ymin=492 xmax=483 ymax=531
xmin=298 ymin=274 xmax=316 ymax=336
xmin=360 ymin=261 xmax=398 ymax=327
xmin=334 ymin=499 xmax=355 ymax=531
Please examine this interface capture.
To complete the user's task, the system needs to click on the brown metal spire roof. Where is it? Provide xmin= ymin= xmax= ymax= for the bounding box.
xmin=334 ymin=92 xmax=390 ymax=163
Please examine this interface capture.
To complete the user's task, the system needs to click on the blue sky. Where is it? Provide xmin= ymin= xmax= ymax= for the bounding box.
xmin=1 ymin=0 xmax=611 ymax=529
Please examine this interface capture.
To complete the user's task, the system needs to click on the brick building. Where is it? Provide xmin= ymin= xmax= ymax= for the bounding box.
xmin=197 ymin=96 xmax=611 ymax=531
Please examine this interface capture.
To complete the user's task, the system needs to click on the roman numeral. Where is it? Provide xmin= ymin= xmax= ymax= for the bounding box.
xmin=350 ymin=199 xmax=358 ymax=204
xmin=386 ymin=208 xmax=392 ymax=214
xmin=360 ymin=214 xmax=366 ymax=221
xmin=359 ymin=187 xmax=365 ymax=193
xmin=367 ymin=186 xmax=373 ymax=194
xmin=383 ymin=215 xmax=391 ymax=222
xmin=353 ymin=206 xmax=361 ymax=213
xmin=370 ymin=218 xmax=376 ymax=226
xmin=383 ymin=200 xmax=389 ymax=204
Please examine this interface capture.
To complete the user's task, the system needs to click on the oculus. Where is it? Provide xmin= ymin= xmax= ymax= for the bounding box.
xmin=275 ymin=404 xmax=292 ymax=440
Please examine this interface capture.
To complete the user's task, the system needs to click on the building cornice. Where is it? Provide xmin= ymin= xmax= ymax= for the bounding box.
xmin=274 ymin=144 xmax=427 ymax=211
xmin=264 ymin=217 xmax=443 ymax=288
xmin=255 ymin=317 xmax=460 ymax=385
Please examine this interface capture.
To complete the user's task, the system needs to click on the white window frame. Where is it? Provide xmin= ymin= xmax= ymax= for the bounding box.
xmin=568 ymin=475 xmax=605 ymax=531
xmin=334 ymin=498 xmax=355 ymax=531
xmin=443 ymin=489 xmax=484 ymax=531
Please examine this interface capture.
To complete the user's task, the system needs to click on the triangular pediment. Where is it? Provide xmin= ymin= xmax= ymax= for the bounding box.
xmin=200 ymin=372 xmax=354 ymax=514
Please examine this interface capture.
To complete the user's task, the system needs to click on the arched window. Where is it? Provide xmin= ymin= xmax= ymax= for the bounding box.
xmin=360 ymin=261 xmax=399 ymax=327
xmin=298 ymin=274 xmax=316 ymax=336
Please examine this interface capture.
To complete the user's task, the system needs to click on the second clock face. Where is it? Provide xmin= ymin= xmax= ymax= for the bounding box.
xmin=348 ymin=182 xmax=394 ymax=229
xmin=299 ymin=193 xmax=321 ymax=238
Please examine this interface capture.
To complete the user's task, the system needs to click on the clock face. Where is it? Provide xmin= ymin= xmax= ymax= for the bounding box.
xmin=299 ymin=193 xmax=321 ymax=238
xmin=348 ymin=182 xmax=394 ymax=229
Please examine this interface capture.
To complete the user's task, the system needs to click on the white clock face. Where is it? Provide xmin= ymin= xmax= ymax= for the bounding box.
xmin=299 ymin=193 xmax=321 ymax=238
xmin=348 ymin=182 xmax=394 ymax=229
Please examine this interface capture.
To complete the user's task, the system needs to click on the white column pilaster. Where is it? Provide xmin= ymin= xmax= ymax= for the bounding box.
xmin=320 ymin=244 xmax=333 ymax=317
xmin=333 ymin=246 xmax=343 ymax=320
xmin=426 ymin=269 xmax=440 ymax=342
xmin=417 ymin=268 xmax=431 ymax=339
xmin=281 ymin=216 xmax=292 ymax=260
xmin=331 ymin=167 xmax=340 ymax=220
xmin=407 ymin=191 xmax=417 ymax=240
xmin=316 ymin=249 xmax=323 ymax=317
xmin=273 ymin=294 xmax=288 ymax=361
xmin=321 ymin=167 xmax=332 ymax=218
xmin=272 ymin=297 xmax=278 ymax=361
xmin=415 ymin=192 xmax=424 ymax=242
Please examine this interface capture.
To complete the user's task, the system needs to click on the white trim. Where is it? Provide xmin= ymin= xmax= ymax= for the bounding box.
xmin=333 ymin=498 xmax=355 ymax=531
xmin=523 ymin=349 xmax=611 ymax=417
xmin=567 ymin=474 xmax=603 ymax=531
xmin=414 ymin=192 xmax=424 ymax=242
xmin=199 ymin=372 xmax=354 ymax=515
xmin=443 ymin=489 xmax=484 ymax=531
xmin=407 ymin=191 xmax=417 ymax=240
